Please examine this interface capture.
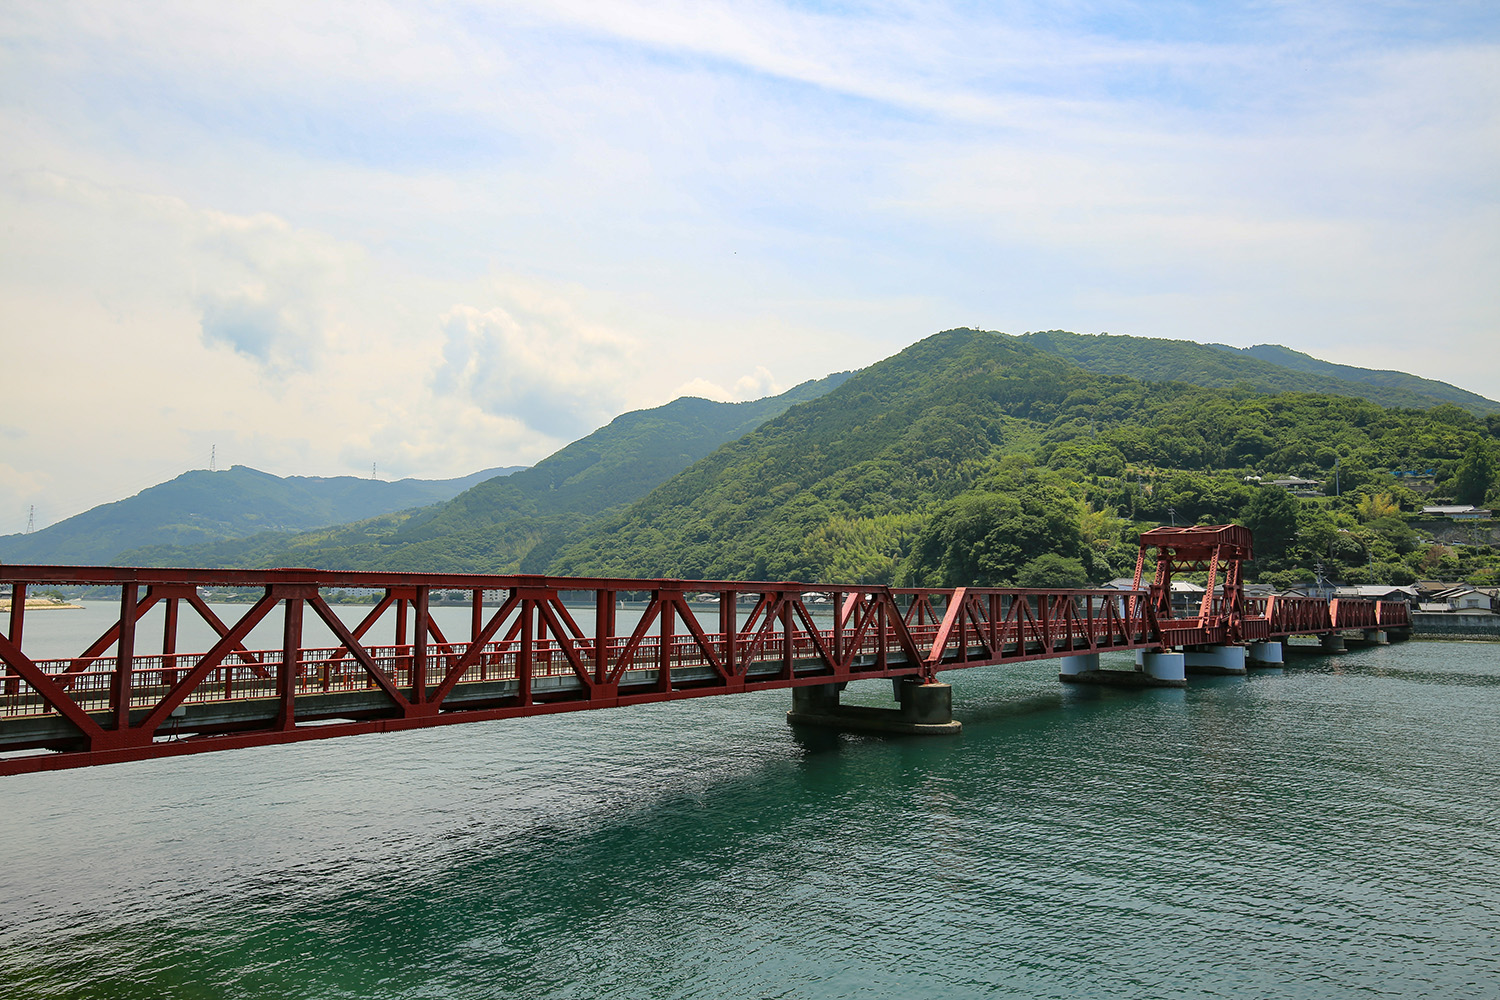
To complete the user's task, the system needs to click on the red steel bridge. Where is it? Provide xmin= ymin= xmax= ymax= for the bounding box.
xmin=0 ymin=526 xmax=1409 ymax=774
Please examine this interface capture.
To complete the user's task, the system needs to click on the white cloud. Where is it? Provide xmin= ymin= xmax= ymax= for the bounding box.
xmin=673 ymin=366 xmax=783 ymax=403
xmin=435 ymin=300 xmax=638 ymax=439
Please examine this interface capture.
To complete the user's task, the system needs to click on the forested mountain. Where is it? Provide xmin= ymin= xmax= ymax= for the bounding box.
xmin=1215 ymin=343 xmax=1499 ymax=412
xmin=32 ymin=329 xmax=1500 ymax=589
xmin=117 ymin=372 xmax=852 ymax=572
xmin=1019 ymin=330 xmax=1500 ymax=415
xmin=0 ymin=465 xmax=521 ymax=566
xmin=551 ymin=330 xmax=1500 ymax=588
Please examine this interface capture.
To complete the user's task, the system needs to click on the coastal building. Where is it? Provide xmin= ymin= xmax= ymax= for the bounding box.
xmin=1332 ymin=584 xmax=1420 ymax=605
xmin=1421 ymin=505 xmax=1494 ymax=520
xmin=1420 ymin=586 xmax=1496 ymax=613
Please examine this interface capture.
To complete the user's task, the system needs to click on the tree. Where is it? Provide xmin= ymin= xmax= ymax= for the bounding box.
xmin=900 ymin=478 xmax=1085 ymax=586
xmin=1355 ymin=491 xmax=1400 ymax=521
xmin=1015 ymin=554 xmax=1091 ymax=589
xmin=1242 ymin=487 xmax=1299 ymax=560
xmin=1453 ymin=439 xmax=1498 ymax=505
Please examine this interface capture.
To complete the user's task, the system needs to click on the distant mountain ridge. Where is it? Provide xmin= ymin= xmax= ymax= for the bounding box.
xmin=1019 ymin=330 xmax=1499 ymax=415
xmin=0 ymin=465 xmax=522 ymax=566
xmin=114 ymin=372 xmax=853 ymax=572
xmin=1212 ymin=343 xmax=1499 ymax=413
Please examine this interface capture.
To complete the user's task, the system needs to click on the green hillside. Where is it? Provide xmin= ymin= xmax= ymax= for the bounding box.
xmin=1019 ymin=330 xmax=1500 ymax=415
xmin=550 ymin=329 xmax=1082 ymax=581
xmin=1219 ymin=343 xmax=1500 ymax=413
xmin=0 ymin=465 xmax=521 ymax=566
xmin=551 ymin=330 xmax=1500 ymax=588
xmin=118 ymin=373 xmax=851 ymax=572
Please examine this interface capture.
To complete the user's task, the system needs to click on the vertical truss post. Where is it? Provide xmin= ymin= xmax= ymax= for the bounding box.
xmin=162 ymin=595 xmax=180 ymax=686
xmin=412 ymin=587 xmax=429 ymax=707
xmin=3 ymin=582 xmax=21 ymax=696
xmin=780 ymin=593 xmax=794 ymax=679
xmin=596 ymin=589 xmax=615 ymax=685
xmin=279 ymin=592 xmax=304 ymax=731
xmin=658 ymin=591 xmax=675 ymax=692
xmin=471 ymin=589 xmax=483 ymax=644
xmin=719 ymin=591 xmax=736 ymax=678
xmin=518 ymin=598 xmax=534 ymax=706
xmin=112 ymin=583 xmax=138 ymax=732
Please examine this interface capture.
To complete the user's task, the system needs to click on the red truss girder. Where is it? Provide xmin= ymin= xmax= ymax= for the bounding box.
xmin=1245 ymin=595 xmax=1409 ymax=636
xmin=0 ymin=566 xmax=1165 ymax=774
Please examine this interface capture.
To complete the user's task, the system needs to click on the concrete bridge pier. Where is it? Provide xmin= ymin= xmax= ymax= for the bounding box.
xmin=1247 ymin=641 xmax=1284 ymax=666
xmin=1320 ymin=633 xmax=1347 ymax=653
xmin=787 ymin=679 xmax=961 ymax=735
xmin=1356 ymin=629 xmax=1388 ymax=645
xmin=1058 ymin=651 xmax=1186 ymax=688
xmin=1136 ymin=650 xmax=1187 ymax=685
xmin=1058 ymin=653 xmax=1100 ymax=679
xmin=1183 ymin=644 xmax=1248 ymax=676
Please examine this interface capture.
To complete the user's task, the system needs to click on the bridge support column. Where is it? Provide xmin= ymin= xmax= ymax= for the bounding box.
xmin=1136 ymin=650 xmax=1187 ymax=684
xmin=1057 ymin=653 xmax=1100 ymax=680
xmin=1247 ymin=641 xmax=1283 ymax=667
xmin=1183 ymin=644 xmax=1247 ymax=676
xmin=1361 ymin=629 xmax=1388 ymax=645
xmin=787 ymin=679 xmax=961 ymax=735
xmin=1320 ymin=633 xmax=1346 ymax=653
xmin=1060 ymin=651 xmax=1185 ymax=687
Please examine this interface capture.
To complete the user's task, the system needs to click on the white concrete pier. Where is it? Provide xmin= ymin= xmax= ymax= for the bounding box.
xmin=1183 ymin=644 xmax=1248 ymax=675
xmin=1058 ymin=653 xmax=1100 ymax=678
xmin=1136 ymin=650 xmax=1187 ymax=683
xmin=1247 ymin=641 xmax=1284 ymax=666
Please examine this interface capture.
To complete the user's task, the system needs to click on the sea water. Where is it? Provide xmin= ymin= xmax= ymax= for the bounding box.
xmin=1 ymin=604 xmax=1496 ymax=999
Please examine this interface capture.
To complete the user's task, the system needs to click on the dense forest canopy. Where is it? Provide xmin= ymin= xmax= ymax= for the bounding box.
xmin=552 ymin=330 xmax=1500 ymax=588
xmin=1020 ymin=329 xmax=1500 ymax=415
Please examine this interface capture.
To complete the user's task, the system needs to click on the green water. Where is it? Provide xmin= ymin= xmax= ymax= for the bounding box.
xmin=2 ymin=636 xmax=1497 ymax=999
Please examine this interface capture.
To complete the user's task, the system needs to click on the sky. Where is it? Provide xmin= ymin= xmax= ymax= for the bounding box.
xmin=2 ymin=1 xmax=1497 ymax=533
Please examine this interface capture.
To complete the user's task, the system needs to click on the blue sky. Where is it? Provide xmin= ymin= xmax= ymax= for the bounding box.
xmin=2 ymin=1 xmax=1497 ymax=531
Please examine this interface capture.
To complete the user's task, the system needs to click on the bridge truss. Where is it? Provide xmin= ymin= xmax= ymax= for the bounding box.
xmin=1 ymin=566 xmax=1160 ymax=774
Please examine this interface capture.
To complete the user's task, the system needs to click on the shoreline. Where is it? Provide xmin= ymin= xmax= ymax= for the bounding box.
xmin=0 ymin=599 xmax=84 ymax=611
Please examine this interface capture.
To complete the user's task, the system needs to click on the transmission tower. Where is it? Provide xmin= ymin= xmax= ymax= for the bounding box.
xmin=26 ymin=505 xmax=35 ymax=533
